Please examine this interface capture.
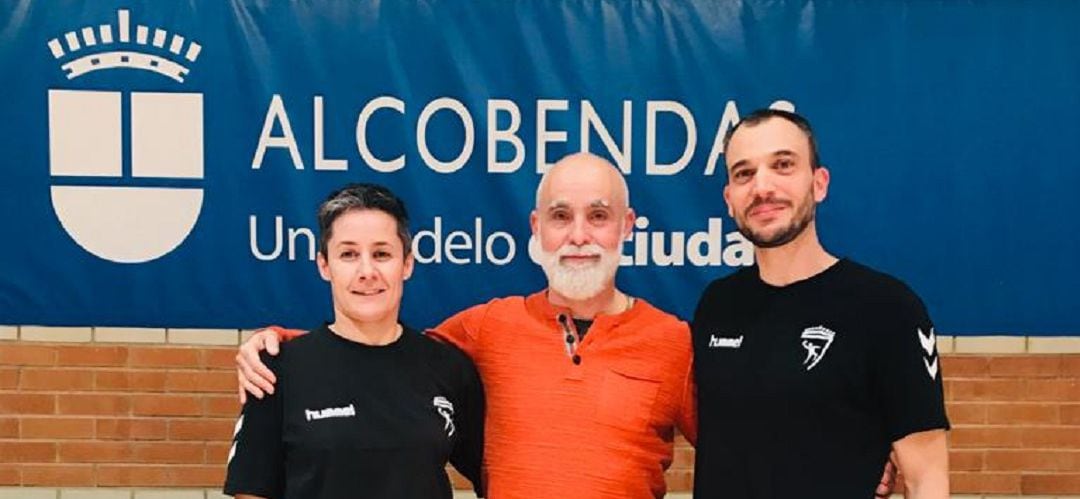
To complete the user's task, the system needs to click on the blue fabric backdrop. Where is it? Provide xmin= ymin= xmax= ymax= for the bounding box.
xmin=1 ymin=1 xmax=1077 ymax=333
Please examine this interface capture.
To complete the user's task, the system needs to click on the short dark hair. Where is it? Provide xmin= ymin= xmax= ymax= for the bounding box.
xmin=722 ymin=109 xmax=821 ymax=169
xmin=317 ymin=183 xmax=412 ymax=256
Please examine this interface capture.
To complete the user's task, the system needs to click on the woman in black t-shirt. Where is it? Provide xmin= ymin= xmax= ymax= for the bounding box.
xmin=224 ymin=184 xmax=484 ymax=499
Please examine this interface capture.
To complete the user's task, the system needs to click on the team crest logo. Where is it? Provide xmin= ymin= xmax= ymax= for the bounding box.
xmin=46 ymin=9 xmax=204 ymax=263
xmin=800 ymin=326 xmax=836 ymax=371
xmin=433 ymin=396 xmax=456 ymax=437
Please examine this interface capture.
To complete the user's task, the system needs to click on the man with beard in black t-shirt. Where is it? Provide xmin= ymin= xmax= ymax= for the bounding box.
xmin=692 ymin=110 xmax=949 ymax=498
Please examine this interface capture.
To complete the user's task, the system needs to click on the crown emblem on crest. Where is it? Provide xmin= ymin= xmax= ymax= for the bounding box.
xmin=46 ymin=9 xmax=202 ymax=82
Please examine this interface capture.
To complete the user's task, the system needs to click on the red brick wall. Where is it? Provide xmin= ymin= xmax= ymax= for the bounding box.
xmin=942 ymin=354 xmax=1080 ymax=495
xmin=2 ymin=340 xmax=1078 ymax=494
xmin=0 ymin=342 xmax=237 ymax=487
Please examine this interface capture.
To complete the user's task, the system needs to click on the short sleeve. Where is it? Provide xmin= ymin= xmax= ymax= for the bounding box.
xmin=223 ymin=352 xmax=285 ymax=498
xmin=448 ymin=345 xmax=487 ymax=496
xmin=428 ymin=302 xmax=491 ymax=360
xmin=676 ymin=356 xmax=698 ymax=446
xmin=871 ymin=288 xmax=951 ymax=443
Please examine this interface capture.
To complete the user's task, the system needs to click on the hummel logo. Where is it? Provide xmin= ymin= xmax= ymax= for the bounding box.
xmin=227 ymin=414 xmax=243 ymax=464
xmin=918 ymin=327 xmax=939 ymax=379
xmin=917 ymin=327 xmax=936 ymax=356
xmin=708 ymin=334 xmax=743 ymax=349
xmin=305 ymin=404 xmax=356 ymax=421
xmin=924 ymin=356 xmax=939 ymax=379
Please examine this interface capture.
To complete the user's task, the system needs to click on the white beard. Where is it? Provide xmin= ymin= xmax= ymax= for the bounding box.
xmin=537 ymin=243 xmax=620 ymax=300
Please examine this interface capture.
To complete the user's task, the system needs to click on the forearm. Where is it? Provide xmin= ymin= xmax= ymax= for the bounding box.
xmin=893 ymin=429 xmax=949 ymax=499
xmin=903 ymin=469 xmax=949 ymax=499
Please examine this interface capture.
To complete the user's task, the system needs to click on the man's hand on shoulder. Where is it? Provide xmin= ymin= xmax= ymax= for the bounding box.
xmin=236 ymin=326 xmax=298 ymax=404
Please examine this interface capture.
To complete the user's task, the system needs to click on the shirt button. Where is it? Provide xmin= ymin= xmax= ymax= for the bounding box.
xmin=572 ymin=354 xmax=581 ymax=365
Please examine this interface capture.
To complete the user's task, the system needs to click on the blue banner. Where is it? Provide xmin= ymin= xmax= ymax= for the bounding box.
xmin=1 ymin=1 xmax=1077 ymax=334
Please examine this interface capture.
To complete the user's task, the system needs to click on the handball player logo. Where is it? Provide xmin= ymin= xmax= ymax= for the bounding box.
xmin=433 ymin=396 xmax=456 ymax=437
xmin=46 ymin=9 xmax=204 ymax=263
xmin=800 ymin=326 xmax=836 ymax=371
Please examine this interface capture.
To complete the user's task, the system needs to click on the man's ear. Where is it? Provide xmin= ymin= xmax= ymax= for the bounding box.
xmin=813 ymin=166 xmax=830 ymax=203
xmin=723 ymin=185 xmax=734 ymax=218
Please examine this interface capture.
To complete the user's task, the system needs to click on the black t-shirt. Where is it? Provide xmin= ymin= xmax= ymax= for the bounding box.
xmin=224 ymin=324 xmax=485 ymax=499
xmin=692 ymin=259 xmax=949 ymax=498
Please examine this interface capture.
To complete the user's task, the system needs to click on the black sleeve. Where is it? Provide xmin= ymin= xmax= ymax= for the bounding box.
xmin=691 ymin=280 xmax=722 ymax=348
xmin=223 ymin=352 xmax=285 ymax=498
xmin=691 ymin=280 xmax=717 ymax=332
xmin=448 ymin=347 xmax=486 ymax=497
xmin=871 ymin=287 xmax=951 ymax=443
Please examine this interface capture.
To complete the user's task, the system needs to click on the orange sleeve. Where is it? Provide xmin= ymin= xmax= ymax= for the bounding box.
xmin=267 ymin=325 xmax=306 ymax=342
xmin=677 ymin=357 xmax=698 ymax=446
xmin=427 ymin=302 xmax=490 ymax=360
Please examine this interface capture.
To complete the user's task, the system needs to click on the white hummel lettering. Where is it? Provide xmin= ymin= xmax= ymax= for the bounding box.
xmin=304 ymin=403 xmax=356 ymax=421
xmin=708 ymin=334 xmax=743 ymax=349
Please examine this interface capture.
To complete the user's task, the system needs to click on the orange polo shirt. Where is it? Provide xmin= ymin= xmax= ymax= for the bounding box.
xmin=429 ymin=290 xmax=697 ymax=499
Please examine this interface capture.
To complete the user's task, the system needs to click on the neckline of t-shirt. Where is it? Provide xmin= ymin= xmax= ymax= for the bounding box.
xmin=318 ymin=322 xmax=415 ymax=351
xmin=572 ymin=318 xmax=594 ymax=328
xmin=572 ymin=318 xmax=594 ymax=336
xmin=753 ymin=257 xmax=849 ymax=292
xmin=527 ymin=290 xmax=647 ymax=326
